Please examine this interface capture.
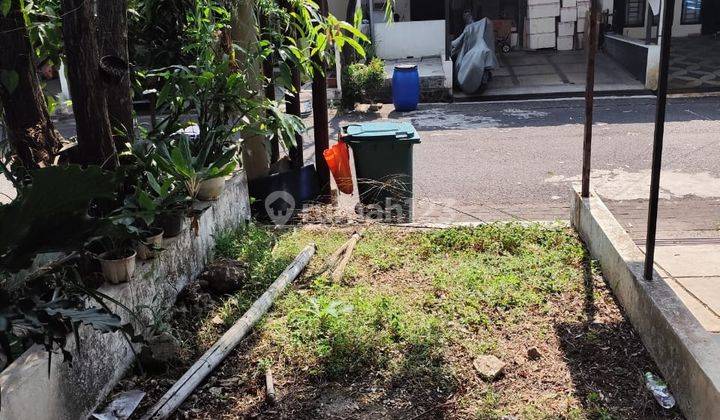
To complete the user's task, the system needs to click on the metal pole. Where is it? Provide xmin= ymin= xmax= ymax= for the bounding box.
xmin=645 ymin=3 xmax=653 ymax=44
xmin=445 ymin=0 xmax=451 ymax=60
xmin=644 ymin=0 xmax=675 ymax=280
xmin=581 ymin=0 xmax=600 ymax=198
xmin=312 ymin=0 xmax=331 ymax=202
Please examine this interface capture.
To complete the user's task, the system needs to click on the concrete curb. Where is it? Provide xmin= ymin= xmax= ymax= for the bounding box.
xmin=0 ymin=172 xmax=251 ymax=420
xmin=570 ymin=186 xmax=720 ymax=419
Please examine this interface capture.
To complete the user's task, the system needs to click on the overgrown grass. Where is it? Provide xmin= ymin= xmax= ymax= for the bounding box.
xmin=200 ymin=222 xmax=608 ymax=416
xmin=208 ymin=223 xmax=583 ymax=375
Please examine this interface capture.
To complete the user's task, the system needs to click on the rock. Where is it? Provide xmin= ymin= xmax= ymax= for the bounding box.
xmin=140 ymin=332 xmax=182 ymax=372
xmin=473 ymin=355 xmax=506 ymax=381
xmin=527 ymin=347 xmax=541 ymax=361
xmin=199 ymin=258 xmax=248 ymax=294
xmin=209 ymin=386 xmax=223 ymax=397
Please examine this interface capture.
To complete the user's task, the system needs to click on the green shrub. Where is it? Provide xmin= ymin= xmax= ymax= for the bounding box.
xmin=341 ymin=57 xmax=386 ymax=109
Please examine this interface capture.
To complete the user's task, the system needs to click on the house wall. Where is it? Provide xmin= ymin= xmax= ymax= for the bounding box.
xmin=624 ymin=0 xmax=701 ymax=39
xmin=373 ymin=20 xmax=447 ymax=59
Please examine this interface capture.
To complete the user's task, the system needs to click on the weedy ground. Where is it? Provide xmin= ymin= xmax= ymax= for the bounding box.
xmin=117 ymin=223 xmax=682 ymax=419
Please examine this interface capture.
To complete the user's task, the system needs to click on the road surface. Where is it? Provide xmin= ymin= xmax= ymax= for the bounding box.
xmin=325 ymin=95 xmax=720 ymax=238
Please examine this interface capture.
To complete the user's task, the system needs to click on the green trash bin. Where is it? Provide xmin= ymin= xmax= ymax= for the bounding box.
xmin=341 ymin=122 xmax=421 ymax=222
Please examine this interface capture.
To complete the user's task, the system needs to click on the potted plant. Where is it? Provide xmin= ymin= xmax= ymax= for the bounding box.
xmin=154 ymin=136 xmax=237 ymax=202
xmin=97 ymin=247 xmax=137 ymax=284
xmin=136 ymin=226 xmax=164 ymax=260
xmin=88 ymin=228 xmax=139 ymax=284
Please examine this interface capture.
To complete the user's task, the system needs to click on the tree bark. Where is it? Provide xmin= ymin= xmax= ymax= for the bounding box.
xmin=230 ymin=0 xmax=271 ymax=180
xmin=0 ymin=0 xmax=63 ymax=169
xmin=312 ymin=0 xmax=330 ymax=200
xmin=60 ymin=0 xmax=118 ymax=168
xmin=97 ymin=0 xmax=134 ymax=148
xmin=259 ymin=12 xmax=279 ymax=164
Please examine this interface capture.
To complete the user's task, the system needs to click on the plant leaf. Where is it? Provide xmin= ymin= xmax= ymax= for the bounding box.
xmin=0 ymin=70 xmax=19 ymax=94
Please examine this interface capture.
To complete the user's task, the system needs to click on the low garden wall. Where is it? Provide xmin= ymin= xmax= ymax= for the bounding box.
xmin=571 ymin=186 xmax=720 ymax=419
xmin=0 ymin=171 xmax=251 ymax=420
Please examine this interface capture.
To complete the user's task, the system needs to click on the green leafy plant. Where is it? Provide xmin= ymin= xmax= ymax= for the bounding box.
xmin=0 ymin=165 xmax=119 ymax=270
xmin=154 ymin=136 xmax=237 ymax=199
xmin=342 ymin=57 xmax=385 ymax=109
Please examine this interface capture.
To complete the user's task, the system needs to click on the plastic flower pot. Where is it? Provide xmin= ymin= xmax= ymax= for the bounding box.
xmin=155 ymin=212 xmax=185 ymax=238
xmin=136 ymin=227 xmax=164 ymax=260
xmin=197 ymin=177 xmax=226 ymax=201
xmin=98 ymin=248 xmax=137 ymax=284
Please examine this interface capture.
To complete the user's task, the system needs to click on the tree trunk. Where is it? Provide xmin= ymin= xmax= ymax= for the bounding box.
xmin=230 ymin=0 xmax=270 ymax=180
xmin=97 ymin=0 xmax=134 ymax=148
xmin=0 ymin=1 xmax=63 ymax=169
xmin=312 ymin=0 xmax=330 ymax=200
xmin=60 ymin=0 xmax=118 ymax=169
xmin=259 ymin=12 xmax=279 ymax=164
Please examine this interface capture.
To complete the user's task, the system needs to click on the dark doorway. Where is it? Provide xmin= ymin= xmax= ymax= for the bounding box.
xmin=613 ymin=0 xmax=627 ymax=33
xmin=411 ymin=0 xmax=445 ymax=21
xmin=701 ymin=0 xmax=720 ymax=34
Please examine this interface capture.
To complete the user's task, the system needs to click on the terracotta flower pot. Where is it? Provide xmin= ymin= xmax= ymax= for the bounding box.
xmin=137 ymin=227 xmax=164 ymax=260
xmin=197 ymin=177 xmax=226 ymax=201
xmin=98 ymin=249 xmax=136 ymax=284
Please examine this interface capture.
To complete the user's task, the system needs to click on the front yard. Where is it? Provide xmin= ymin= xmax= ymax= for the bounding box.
xmin=117 ymin=223 xmax=681 ymax=419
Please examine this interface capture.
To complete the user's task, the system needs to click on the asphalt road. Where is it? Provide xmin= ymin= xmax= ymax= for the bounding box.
xmin=329 ymin=95 xmax=720 ymax=222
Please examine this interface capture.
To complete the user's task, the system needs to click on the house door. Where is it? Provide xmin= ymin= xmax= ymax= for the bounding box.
xmin=701 ymin=0 xmax=720 ymax=34
xmin=613 ymin=0 xmax=627 ymax=33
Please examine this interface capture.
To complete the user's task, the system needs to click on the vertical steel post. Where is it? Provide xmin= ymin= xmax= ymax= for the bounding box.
xmin=312 ymin=0 xmax=331 ymax=201
xmin=445 ymin=0 xmax=451 ymax=60
xmin=644 ymin=0 xmax=676 ymax=280
xmin=645 ymin=4 xmax=653 ymax=44
xmin=581 ymin=0 xmax=600 ymax=198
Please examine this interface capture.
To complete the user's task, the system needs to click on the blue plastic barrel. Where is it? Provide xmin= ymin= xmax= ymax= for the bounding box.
xmin=392 ymin=64 xmax=420 ymax=112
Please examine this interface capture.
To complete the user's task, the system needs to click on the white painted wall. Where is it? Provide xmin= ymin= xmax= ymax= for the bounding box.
xmin=373 ymin=20 xmax=446 ymax=59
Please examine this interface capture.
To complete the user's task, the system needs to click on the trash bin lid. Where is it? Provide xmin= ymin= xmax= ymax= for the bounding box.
xmin=342 ymin=122 xmax=420 ymax=143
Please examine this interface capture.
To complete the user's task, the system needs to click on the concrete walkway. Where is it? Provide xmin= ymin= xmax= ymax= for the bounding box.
xmin=650 ymin=243 xmax=720 ymax=333
xmin=455 ymin=50 xmax=647 ymax=100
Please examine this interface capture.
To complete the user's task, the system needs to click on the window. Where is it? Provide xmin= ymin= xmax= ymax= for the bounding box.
xmin=625 ymin=0 xmax=645 ymax=27
xmin=682 ymin=0 xmax=702 ymax=24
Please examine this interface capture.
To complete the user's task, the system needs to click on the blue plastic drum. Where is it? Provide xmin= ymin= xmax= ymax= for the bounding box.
xmin=392 ymin=64 xmax=420 ymax=112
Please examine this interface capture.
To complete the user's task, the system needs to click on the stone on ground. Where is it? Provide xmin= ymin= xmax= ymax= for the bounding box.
xmin=473 ymin=355 xmax=506 ymax=381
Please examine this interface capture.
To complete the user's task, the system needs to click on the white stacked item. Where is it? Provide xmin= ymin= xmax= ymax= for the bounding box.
xmin=577 ymin=16 xmax=587 ymax=32
xmin=557 ymin=21 xmax=575 ymax=36
xmin=560 ymin=6 xmax=578 ymax=22
xmin=527 ymin=32 xmax=556 ymax=49
xmin=526 ymin=0 xmax=559 ymax=50
xmin=557 ymin=35 xmax=574 ymax=50
xmin=577 ymin=1 xmax=590 ymax=17
xmin=562 ymin=0 xmax=577 ymax=6
xmin=528 ymin=16 xmax=556 ymax=33
xmin=528 ymin=0 xmax=560 ymax=19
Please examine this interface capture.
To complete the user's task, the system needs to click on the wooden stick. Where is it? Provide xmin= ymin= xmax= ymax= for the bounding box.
xmin=265 ymin=368 xmax=276 ymax=404
xmin=140 ymin=244 xmax=316 ymax=420
xmin=331 ymin=232 xmax=361 ymax=282
xmin=322 ymin=240 xmax=351 ymax=272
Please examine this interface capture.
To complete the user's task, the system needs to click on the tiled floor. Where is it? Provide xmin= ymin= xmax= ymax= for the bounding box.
xmin=669 ymin=36 xmax=720 ymax=92
xmin=457 ymin=49 xmax=646 ymax=99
